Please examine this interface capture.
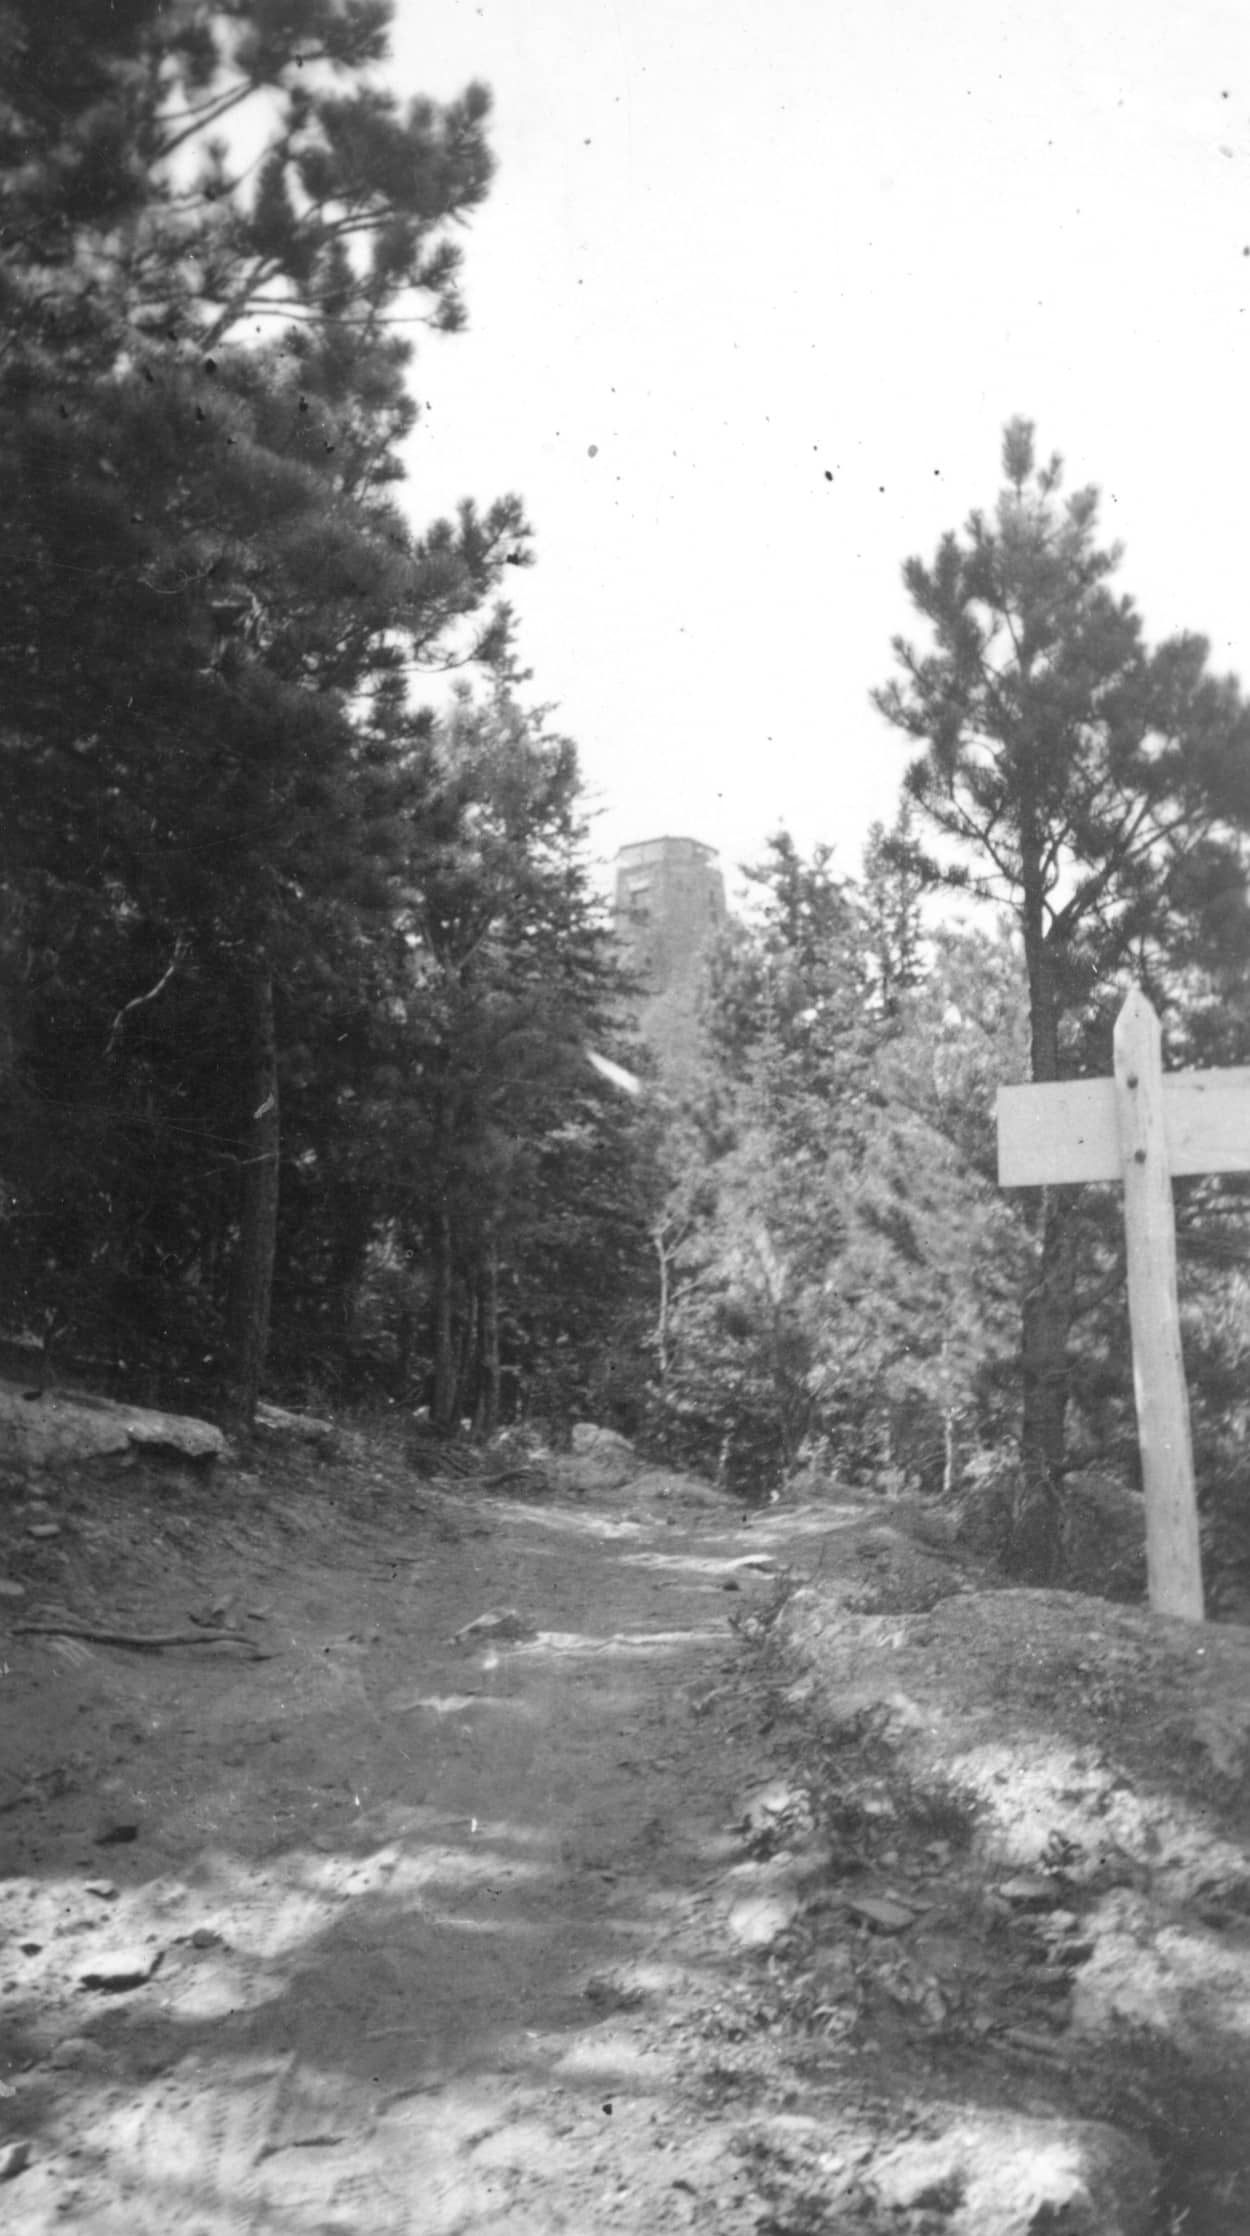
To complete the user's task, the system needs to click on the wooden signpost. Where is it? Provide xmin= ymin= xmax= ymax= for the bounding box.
xmin=997 ymin=988 xmax=1250 ymax=1624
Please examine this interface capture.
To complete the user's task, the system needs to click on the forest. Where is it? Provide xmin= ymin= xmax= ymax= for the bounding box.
xmin=5 ymin=0 xmax=1250 ymax=1592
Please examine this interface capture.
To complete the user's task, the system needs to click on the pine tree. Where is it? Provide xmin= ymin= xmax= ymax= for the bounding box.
xmin=656 ymin=836 xmax=1017 ymax=1496
xmin=367 ymin=684 xmax=654 ymax=1431
xmin=0 ymin=2 xmax=529 ymax=1420
xmin=874 ymin=419 xmax=1250 ymax=1575
xmin=860 ymin=804 xmax=925 ymax=1019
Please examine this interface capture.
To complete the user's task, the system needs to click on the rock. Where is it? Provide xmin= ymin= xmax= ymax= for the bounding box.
xmin=254 ymin=1402 xmax=335 ymax=1448
xmin=449 ymin=1607 xmax=538 ymax=1646
xmin=727 ymin=1888 xmax=801 ymax=1948
xmin=79 ymin=1945 xmax=163 ymax=1992
xmin=0 ymin=1576 xmax=26 ymax=1597
xmin=1071 ymin=1887 xmax=1250 ymax=2051
xmin=0 ymin=1386 xmax=127 ymax=1468
xmin=0 ymin=1382 xmax=225 ymax=1474
xmin=47 ymin=2036 xmax=108 ymax=2071
xmin=94 ymin=1821 xmax=139 ymax=1847
xmin=998 ymin=1872 xmax=1064 ymax=1910
xmin=556 ymin=1424 xmax=641 ymax=1491
xmin=626 ymin=1469 xmax=727 ymax=1509
xmin=843 ymin=1894 xmax=918 ymax=1934
xmin=724 ymin=1855 xmax=805 ymax=1948
xmin=0 ymin=2140 xmax=32 ymax=2182
xmin=570 ymin=1422 xmax=635 ymax=1459
xmin=867 ymin=2109 xmax=1156 ymax=2235
xmin=740 ymin=1779 xmax=811 ymax=1834
xmin=584 ymin=1971 xmax=647 ymax=2012
xmin=26 ymin=1520 xmax=60 ymax=1539
xmin=120 ymin=1406 xmax=224 ymax=1464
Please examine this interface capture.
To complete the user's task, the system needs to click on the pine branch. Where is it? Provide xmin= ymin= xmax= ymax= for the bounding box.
xmin=154 ymin=79 xmax=260 ymax=163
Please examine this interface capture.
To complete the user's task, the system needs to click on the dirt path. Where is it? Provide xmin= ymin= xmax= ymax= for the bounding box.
xmin=1 ymin=1449 xmax=830 ymax=2233
xmin=11 ymin=1434 xmax=1250 ymax=2232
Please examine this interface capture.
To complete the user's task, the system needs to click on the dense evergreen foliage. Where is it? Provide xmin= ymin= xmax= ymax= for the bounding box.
xmin=0 ymin=0 xmax=652 ymax=1422
xmin=649 ymin=836 xmax=1024 ymax=1496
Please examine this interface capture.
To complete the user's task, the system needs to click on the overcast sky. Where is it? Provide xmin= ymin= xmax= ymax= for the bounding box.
xmin=387 ymin=0 xmax=1250 ymax=895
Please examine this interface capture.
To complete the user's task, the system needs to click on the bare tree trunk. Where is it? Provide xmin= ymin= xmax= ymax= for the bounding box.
xmin=1011 ymin=1185 xmax=1076 ymax=1576
xmin=327 ymin=1202 xmax=371 ymax=1383
xmin=455 ymin=1287 xmax=478 ymax=1426
xmin=474 ymin=1238 xmax=501 ymax=1434
xmin=653 ymin=1222 xmax=672 ymax=1380
xmin=394 ymin=1298 xmax=415 ymax=1401
xmin=431 ymin=1198 xmax=457 ymax=1430
xmin=225 ymin=966 xmax=280 ymax=1432
xmin=1008 ymin=841 xmax=1079 ymax=1579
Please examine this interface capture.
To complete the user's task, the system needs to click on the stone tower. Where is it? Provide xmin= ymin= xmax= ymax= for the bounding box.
xmin=612 ymin=836 xmax=726 ymax=1076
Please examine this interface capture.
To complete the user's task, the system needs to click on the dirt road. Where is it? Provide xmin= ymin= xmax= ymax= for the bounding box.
xmin=10 ymin=1430 xmax=1250 ymax=2232
xmin=1 ymin=1444 xmax=826 ymax=2233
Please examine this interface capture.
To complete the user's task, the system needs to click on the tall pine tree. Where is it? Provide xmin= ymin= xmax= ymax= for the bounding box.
xmin=875 ymin=419 xmax=1250 ymax=1575
xmin=0 ymin=1 xmax=529 ymax=1419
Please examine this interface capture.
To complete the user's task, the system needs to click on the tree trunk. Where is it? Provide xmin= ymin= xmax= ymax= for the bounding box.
xmin=1011 ymin=845 xmax=1077 ymax=1579
xmin=455 ymin=1286 xmax=478 ymax=1426
xmin=225 ymin=966 xmax=280 ymax=1431
xmin=1010 ymin=1184 xmax=1077 ymax=1578
xmin=394 ymin=1298 xmax=415 ymax=1401
xmin=474 ymin=1238 xmax=501 ymax=1434
xmin=431 ymin=1198 xmax=457 ymax=1430
xmin=1023 ymin=888 xmax=1061 ymax=1083
xmin=327 ymin=1199 xmax=371 ymax=1380
xmin=653 ymin=1222 xmax=671 ymax=1379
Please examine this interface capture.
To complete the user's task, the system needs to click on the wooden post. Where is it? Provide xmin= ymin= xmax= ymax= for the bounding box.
xmin=1112 ymin=992 xmax=1204 ymax=1621
xmin=995 ymin=984 xmax=1249 ymax=1624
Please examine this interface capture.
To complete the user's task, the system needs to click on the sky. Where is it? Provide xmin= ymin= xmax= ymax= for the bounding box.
xmin=383 ymin=0 xmax=1250 ymax=897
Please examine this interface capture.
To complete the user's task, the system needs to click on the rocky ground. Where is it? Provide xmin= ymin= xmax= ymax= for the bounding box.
xmin=3 ymin=1394 xmax=1250 ymax=2232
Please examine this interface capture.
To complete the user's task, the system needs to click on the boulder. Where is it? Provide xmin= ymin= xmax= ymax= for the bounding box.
xmin=867 ymin=2109 xmax=1156 ymax=2236
xmin=569 ymin=1421 xmax=636 ymax=1460
xmin=557 ymin=1423 xmax=641 ymax=1490
xmin=254 ymin=1401 xmax=335 ymax=1448
xmin=0 ymin=1382 xmax=226 ymax=1474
